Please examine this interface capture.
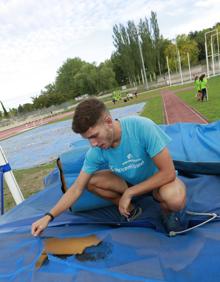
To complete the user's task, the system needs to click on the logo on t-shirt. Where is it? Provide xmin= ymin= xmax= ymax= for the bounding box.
xmin=127 ymin=153 xmax=133 ymax=160
xmin=110 ymin=152 xmax=145 ymax=174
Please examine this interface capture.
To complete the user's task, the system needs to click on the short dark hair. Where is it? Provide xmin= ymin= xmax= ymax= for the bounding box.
xmin=72 ymin=98 xmax=107 ymax=133
xmin=199 ymin=74 xmax=205 ymax=81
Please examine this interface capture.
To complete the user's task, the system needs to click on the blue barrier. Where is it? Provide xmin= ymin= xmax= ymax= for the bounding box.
xmin=0 ymin=163 xmax=11 ymax=215
xmin=0 ymin=168 xmax=3 ymax=215
xmin=0 ymin=163 xmax=11 ymax=173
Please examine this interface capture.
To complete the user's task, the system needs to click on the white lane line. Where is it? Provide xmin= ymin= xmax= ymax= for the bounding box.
xmin=175 ymin=95 xmax=208 ymax=123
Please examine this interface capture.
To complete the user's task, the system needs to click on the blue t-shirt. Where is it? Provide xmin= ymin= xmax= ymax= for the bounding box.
xmin=82 ymin=116 xmax=171 ymax=185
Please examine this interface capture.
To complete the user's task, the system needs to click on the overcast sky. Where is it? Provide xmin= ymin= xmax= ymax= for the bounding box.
xmin=0 ymin=0 xmax=220 ymax=109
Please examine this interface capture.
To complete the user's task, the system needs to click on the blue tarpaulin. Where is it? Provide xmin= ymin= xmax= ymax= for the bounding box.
xmin=161 ymin=121 xmax=220 ymax=174
xmin=0 ymin=121 xmax=220 ymax=282
xmin=0 ymin=169 xmax=3 ymax=215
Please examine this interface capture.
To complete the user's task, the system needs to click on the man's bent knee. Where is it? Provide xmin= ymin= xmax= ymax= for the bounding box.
xmin=157 ymin=178 xmax=186 ymax=212
xmin=87 ymin=170 xmax=128 ymax=193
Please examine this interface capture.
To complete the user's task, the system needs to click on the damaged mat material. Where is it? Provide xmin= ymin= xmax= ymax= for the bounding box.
xmin=1 ymin=121 xmax=220 ymax=281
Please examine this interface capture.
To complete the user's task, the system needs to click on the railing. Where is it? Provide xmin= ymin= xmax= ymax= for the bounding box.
xmin=0 ymin=146 xmax=24 ymax=215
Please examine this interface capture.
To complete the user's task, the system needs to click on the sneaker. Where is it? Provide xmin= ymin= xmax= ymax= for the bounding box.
xmin=127 ymin=206 xmax=142 ymax=222
xmin=161 ymin=211 xmax=185 ymax=233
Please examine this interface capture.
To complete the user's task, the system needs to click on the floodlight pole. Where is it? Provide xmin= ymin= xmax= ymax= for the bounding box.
xmin=166 ymin=56 xmax=172 ymax=86
xmin=205 ymin=29 xmax=217 ymax=77
xmin=211 ymin=34 xmax=216 ymax=75
xmin=205 ymin=38 xmax=209 ymax=77
xmin=216 ymin=30 xmax=220 ymax=72
xmin=173 ymin=38 xmax=183 ymax=84
xmin=177 ymin=49 xmax=183 ymax=84
xmin=187 ymin=52 xmax=192 ymax=81
xmin=138 ymin=35 xmax=149 ymax=90
xmin=210 ymin=30 xmax=220 ymax=75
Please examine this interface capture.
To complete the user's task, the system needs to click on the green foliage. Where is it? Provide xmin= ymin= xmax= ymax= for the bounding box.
xmin=176 ymin=34 xmax=199 ymax=66
xmin=111 ymin=52 xmax=128 ymax=85
xmin=189 ymin=23 xmax=220 ymax=61
xmin=139 ymin=17 xmax=156 ymax=75
xmin=74 ymin=63 xmax=97 ymax=95
xmin=112 ymin=11 xmax=172 ymax=85
xmin=97 ymin=61 xmax=117 ymax=92
xmin=164 ymin=42 xmax=177 ymax=71
xmin=164 ymin=35 xmax=199 ymax=71
xmin=55 ymin=57 xmax=84 ymax=99
xmin=31 ymin=58 xmax=118 ymax=110
xmin=0 ymin=101 xmax=9 ymax=118
xmin=9 ymin=108 xmax=18 ymax=116
xmin=112 ymin=21 xmax=140 ymax=84
xmin=150 ymin=11 xmax=162 ymax=75
xmin=188 ymin=30 xmax=206 ymax=61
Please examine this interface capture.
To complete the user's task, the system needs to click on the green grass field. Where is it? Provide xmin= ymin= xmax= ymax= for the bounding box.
xmin=3 ymin=161 xmax=55 ymax=211
xmin=174 ymin=76 xmax=220 ymax=122
xmin=3 ymin=76 xmax=220 ymax=211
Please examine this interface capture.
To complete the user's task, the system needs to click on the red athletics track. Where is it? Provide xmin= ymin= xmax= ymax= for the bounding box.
xmin=0 ymin=110 xmax=74 ymax=141
xmin=161 ymin=89 xmax=208 ymax=124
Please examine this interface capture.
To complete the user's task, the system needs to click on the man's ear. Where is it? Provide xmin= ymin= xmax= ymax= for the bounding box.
xmin=104 ymin=115 xmax=113 ymax=126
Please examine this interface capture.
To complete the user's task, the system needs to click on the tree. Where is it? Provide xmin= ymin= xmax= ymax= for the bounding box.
xmin=0 ymin=101 xmax=9 ymax=118
xmin=113 ymin=23 xmax=135 ymax=84
xmin=111 ymin=52 xmax=128 ymax=85
xmin=112 ymin=12 xmax=163 ymax=85
xmin=189 ymin=30 xmax=206 ymax=61
xmin=164 ymin=42 xmax=177 ymax=71
xmin=138 ymin=17 xmax=156 ymax=78
xmin=97 ymin=60 xmax=117 ymax=92
xmin=17 ymin=104 xmax=24 ymax=114
xmin=113 ymin=18 xmax=153 ymax=86
xmin=164 ymin=35 xmax=199 ymax=71
xmin=9 ymin=108 xmax=18 ymax=116
xmin=176 ymin=34 xmax=199 ymax=66
xmin=189 ymin=23 xmax=220 ymax=62
xmin=150 ymin=11 xmax=162 ymax=75
xmin=55 ymin=57 xmax=85 ymax=99
xmin=73 ymin=63 xmax=98 ymax=95
xmin=22 ymin=103 xmax=34 ymax=113
xmin=158 ymin=38 xmax=171 ymax=73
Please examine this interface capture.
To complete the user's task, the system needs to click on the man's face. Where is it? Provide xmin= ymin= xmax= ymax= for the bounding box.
xmin=82 ymin=115 xmax=114 ymax=149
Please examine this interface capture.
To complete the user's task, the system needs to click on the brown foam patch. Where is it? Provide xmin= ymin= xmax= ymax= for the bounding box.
xmin=35 ymin=251 xmax=48 ymax=269
xmin=35 ymin=235 xmax=101 ymax=269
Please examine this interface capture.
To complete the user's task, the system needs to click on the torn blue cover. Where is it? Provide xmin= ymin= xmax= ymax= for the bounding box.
xmin=160 ymin=121 xmax=220 ymax=174
xmin=0 ymin=121 xmax=220 ymax=282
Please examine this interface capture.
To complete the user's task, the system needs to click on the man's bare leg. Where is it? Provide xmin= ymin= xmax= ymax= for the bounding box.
xmin=153 ymin=177 xmax=186 ymax=213
xmin=87 ymin=170 xmax=134 ymax=211
xmin=153 ymin=177 xmax=186 ymax=232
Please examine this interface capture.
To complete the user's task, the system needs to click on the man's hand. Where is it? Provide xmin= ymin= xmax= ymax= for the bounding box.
xmin=31 ymin=216 xmax=51 ymax=237
xmin=31 ymin=171 xmax=91 ymax=237
xmin=119 ymin=191 xmax=132 ymax=217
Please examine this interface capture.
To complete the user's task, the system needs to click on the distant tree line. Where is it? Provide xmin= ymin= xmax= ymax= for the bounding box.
xmin=31 ymin=59 xmax=117 ymax=110
xmin=111 ymin=11 xmax=219 ymax=85
xmin=2 ymin=12 xmax=220 ymax=118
